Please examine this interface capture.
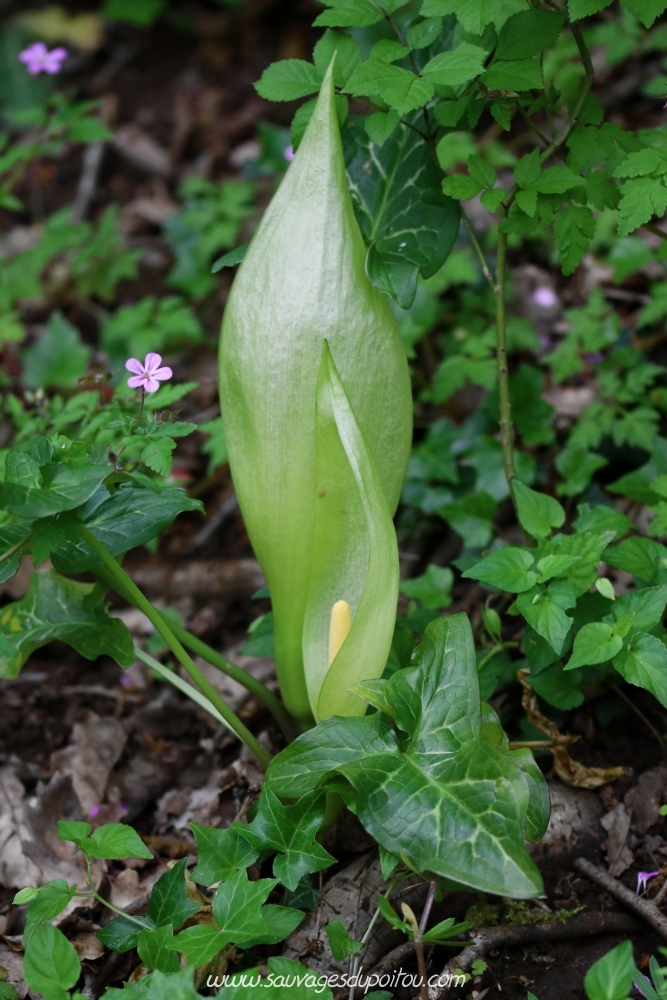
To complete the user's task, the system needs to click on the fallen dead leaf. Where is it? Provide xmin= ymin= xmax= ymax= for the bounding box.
xmin=70 ymin=932 xmax=105 ymax=962
xmin=519 ymin=672 xmax=626 ymax=788
xmin=113 ymin=125 xmax=172 ymax=177
xmin=542 ymin=385 xmax=597 ymax=418
xmin=601 ymin=803 xmax=634 ymax=876
xmin=625 ymin=765 xmax=667 ymax=835
xmin=50 ymin=710 xmax=127 ymax=815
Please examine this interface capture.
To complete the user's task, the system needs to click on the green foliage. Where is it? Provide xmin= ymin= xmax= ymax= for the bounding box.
xmin=164 ymin=179 xmax=256 ymax=299
xmin=584 ymin=941 xmax=636 ymax=1000
xmin=266 ymin=614 xmax=549 ymax=898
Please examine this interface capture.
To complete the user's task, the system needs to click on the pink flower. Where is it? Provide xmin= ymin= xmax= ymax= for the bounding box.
xmin=125 ymin=353 xmax=172 ymax=393
xmin=89 ymin=804 xmax=101 ymax=818
xmin=19 ymin=42 xmax=67 ymax=76
xmin=637 ymin=870 xmax=659 ymax=893
xmin=532 ymin=286 xmax=558 ymax=309
xmin=284 ymin=145 xmax=295 ymax=162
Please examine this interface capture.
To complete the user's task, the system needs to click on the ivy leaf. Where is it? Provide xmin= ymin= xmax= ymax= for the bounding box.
xmin=138 ymin=925 xmax=180 ymax=974
xmin=326 ymin=920 xmax=363 ymax=961
xmin=235 ymin=788 xmax=335 ymax=891
xmin=146 ymin=859 xmax=201 ymax=930
xmin=23 ymin=924 xmax=81 ymax=997
xmin=463 ymin=547 xmax=537 ymax=593
xmin=496 ymin=10 xmax=565 ymax=60
xmin=190 ymin=825 xmax=259 ymax=887
xmin=343 ymin=116 xmax=459 ymax=308
xmin=480 ymin=59 xmax=543 ymax=91
xmin=266 ymin=614 xmax=547 ymax=899
xmin=554 ymin=204 xmax=595 ymax=275
xmin=212 ymin=868 xmax=304 ymax=948
xmin=167 ymin=924 xmax=228 ymax=968
xmin=513 ymin=482 xmax=565 ymax=539
xmin=0 ymin=570 xmax=134 ymax=679
xmin=617 ymin=176 xmax=667 ymax=237
xmin=564 ymin=623 xmax=623 ymax=670
xmin=254 ymin=60 xmax=322 ymax=102
xmin=79 ymin=823 xmax=153 ymax=860
xmin=97 ymin=915 xmax=154 ymax=953
xmin=51 ymin=485 xmax=204 ymax=573
xmin=613 ymin=633 xmax=667 ymax=708
xmin=421 ymin=43 xmax=488 ymax=88
xmin=516 ymin=581 xmax=576 ymax=655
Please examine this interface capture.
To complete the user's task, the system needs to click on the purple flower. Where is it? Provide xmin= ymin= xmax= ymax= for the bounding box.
xmin=19 ymin=42 xmax=67 ymax=76
xmin=637 ymin=870 xmax=660 ymax=893
xmin=284 ymin=145 xmax=295 ymax=162
xmin=117 ymin=803 xmax=128 ymax=816
xmin=125 ymin=353 xmax=173 ymax=393
xmin=532 ymin=286 xmax=558 ymax=309
xmin=89 ymin=803 xmax=101 ymax=818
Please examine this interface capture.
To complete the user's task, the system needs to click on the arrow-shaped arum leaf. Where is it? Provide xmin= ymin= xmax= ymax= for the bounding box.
xmin=304 ymin=342 xmax=400 ymax=721
xmin=219 ymin=61 xmax=411 ymax=725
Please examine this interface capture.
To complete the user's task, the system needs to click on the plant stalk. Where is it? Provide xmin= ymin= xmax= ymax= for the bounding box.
xmin=0 ymin=529 xmax=34 ymax=566
xmin=493 ymin=225 xmax=516 ymax=502
xmin=80 ymin=526 xmax=272 ymax=769
xmin=94 ymin=564 xmax=295 ymax=741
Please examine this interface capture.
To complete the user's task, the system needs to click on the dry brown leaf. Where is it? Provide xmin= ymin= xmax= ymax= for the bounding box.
xmin=113 ymin=126 xmax=172 ymax=178
xmin=50 ymin=710 xmax=127 ymax=814
xmin=600 ymin=803 xmax=634 ymax=876
xmin=519 ymin=671 xmax=626 ymax=788
xmin=70 ymin=932 xmax=105 ymax=962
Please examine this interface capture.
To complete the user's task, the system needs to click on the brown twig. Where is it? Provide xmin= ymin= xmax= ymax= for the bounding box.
xmin=426 ymin=910 xmax=643 ymax=998
xmin=574 ymin=857 xmax=667 ymax=939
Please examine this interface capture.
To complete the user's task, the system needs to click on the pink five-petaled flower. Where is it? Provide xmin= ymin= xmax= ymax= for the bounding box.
xmin=637 ymin=870 xmax=660 ymax=894
xmin=125 ymin=353 xmax=173 ymax=393
xmin=19 ymin=42 xmax=67 ymax=76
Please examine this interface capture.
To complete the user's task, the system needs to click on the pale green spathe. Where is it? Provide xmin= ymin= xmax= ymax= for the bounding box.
xmin=219 ymin=62 xmax=412 ymax=724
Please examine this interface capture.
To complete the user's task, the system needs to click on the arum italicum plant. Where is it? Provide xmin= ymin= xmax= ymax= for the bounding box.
xmin=219 ymin=59 xmax=412 ymax=728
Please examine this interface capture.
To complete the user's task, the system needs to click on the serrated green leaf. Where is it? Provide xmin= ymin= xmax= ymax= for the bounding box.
xmin=190 ymin=825 xmax=259 ymax=886
xmin=618 ymin=176 xmax=667 ymax=237
xmin=514 ymin=149 xmax=541 ymax=190
xmin=266 ymin=614 xmax=547 ymax=898
xmin=513 ymin=482 xmax=565 ymax=539
xmin=516 ymin=188 xmax=537 ymax=216
xmin=496 ymin=10 xmax=565 ymax=60
xmin=146 ymin=859 xmax=201 ymax=930
xmin=0 ymin=570 xmax=134 ymax=679
xmin=554 ymin=203 xmax=595 ymax=275
xmin=572 ymin=504 xmax=634 ymax=538
xmin=364 ymin=110 xmax=400 ymax=146
xmin=235 ymin=788 xmax=335 ymax=890
xmin=481 ymin=187 xmax=505 ymax=211
xmin=23 ymin=924 xmax=80 ymax=996
xmin=468 ymin=155 xmax=495 ymax=190
xmin=421 ymin=43 xmax=488 ymax=88
xmin=564 ymin=622 xmax=622 ymax=670
xmin=463 ymin=547 xmax=537 ymax=593
xmin=81 ymin=823 xmax=153 ymax=860
xmin=442 ymin=174 xmax=482 ymax=199
xmin=369 ymin=39 xmax=411 ymax=63
xmin=407 ymin=16 xmax=444 ymax=48
xmin=421 ymin=0 xmax=502 ymax=35
xmin=313 ymin=30 xmax=362 ymax=87
xmin=613 ymin=148 xmax=667 ymax=179
xmin=534 ymin=165 xmax=581 ymax=194
xmin=568 ymin=0 xmax=613 ymax=19
xmin=51 ymin=485 xmax=204 ymax=573
xmin=255 ymin=60 xmax=322 ymax=102
xmin=620 ymin=0 xmax=667 ymax=27
xmin=480 ymin=58 xmax=543 ymax=92
xmin=141 ymin=437 xmax=176 ymax=477
xmin=314 ymin=0 xmax=386 ymax=27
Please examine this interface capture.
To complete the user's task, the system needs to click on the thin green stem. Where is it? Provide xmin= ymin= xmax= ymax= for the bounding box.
xmin=85 ymin=858 xmax=147 ymax=928
xmin=514 ymin=101 xmax=552 ymax=149
xmin=131 ymin=389 xmax=145 ymax=431
xmin=94 ymin=564 xmax=295 ymax=741
xmin=477 ymin=641 xmax=518 ymax=672
xmin=643 ymin=222 xmax=667 ymax=241
xmin=135 ymin=647 xmax=238 ymax=731
xmin=494 ymin=225 xmax=516 ymax=501
xmin=80 ymin=526 xmax=272 ymax=769
xmin=0 ymin=529 xmax=34 ymax=566
xmin=460 ymin=210 xmax=495 ymax=291
xmin=348 ymin=873 xmax=400 ymax=1000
